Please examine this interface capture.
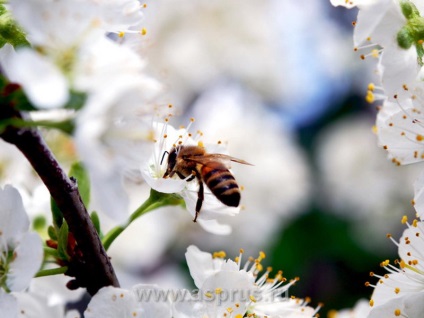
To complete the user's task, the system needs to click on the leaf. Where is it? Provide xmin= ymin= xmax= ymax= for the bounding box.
xmin=69 ymin=162 xmax=90 ymax=208
xmin=57 ymin=221 xmax=70 ymax=261
xmin=0 ymin=5 xmax=30 ymax=48
xmin=64 ymin=90 xmax=87 ymax=111
xmin=47 ymin=225 xmax=57 ymax=241
xmin=90 ymin=211 xmax=101 ymax=236
xmin=0 ymin=75 xmax=36 ymax=111
xmin=50 ymin=197 xmax=63 ymax=229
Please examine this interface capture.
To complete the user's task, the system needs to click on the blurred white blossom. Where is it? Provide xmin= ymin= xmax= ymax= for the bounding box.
xmin=330 ymin=299 xmax=370 ymax=318
xmin=316 ymin=115 xmax=420 ymax=247
xmin=0 ymin=140 xmax=39 ymax=191
xmin=133 ymin=0 xmax=357 ymax=127
xmin=2 ymin=0 xmax=145 ymax=108
xmin=74 ymin=78 xmax=160 ymax=222
xmin=181 ymin=84 xmax=311 ymax=256
xmin=135 ymin=0 xmax=283 ymax=106
xmin=29 ymin=275 xmax=85 ymax=308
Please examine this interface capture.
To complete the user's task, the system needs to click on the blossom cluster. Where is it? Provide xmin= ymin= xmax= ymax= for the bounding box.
xmin=0 ymin=0 xmax=323 ymax=317
xmin=86 ymin=246 xmax=319 ymax=317
xmin=330 ymin=0 xmax=424 ymax=317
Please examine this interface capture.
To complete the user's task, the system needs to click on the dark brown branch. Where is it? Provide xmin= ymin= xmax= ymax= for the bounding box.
xmin=0 ymin=105 xmax=119 ymax=295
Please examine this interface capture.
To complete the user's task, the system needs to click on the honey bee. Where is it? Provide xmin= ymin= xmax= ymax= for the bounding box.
xmin=163 ymin=145 xmax=252 ymax=222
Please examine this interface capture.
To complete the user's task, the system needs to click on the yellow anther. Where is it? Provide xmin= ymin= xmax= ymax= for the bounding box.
xmin=380 ymin=260 xmax=390 ymax=267
xmin=371 ymin=49 xmax=379 ymax=58
xmin=401 ymin=215 xmax=408 ymax=224
xmin=213 ymin=251 xmax=226 ymax=259
xmin=366 ymin=90 xmax=375 ymax=103
xmin=141 ymin=28 xmax=147 ymax=35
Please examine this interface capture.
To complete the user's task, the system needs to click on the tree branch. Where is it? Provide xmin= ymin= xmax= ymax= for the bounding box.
xmin=0 ymin=105 xmax=119 ymax=295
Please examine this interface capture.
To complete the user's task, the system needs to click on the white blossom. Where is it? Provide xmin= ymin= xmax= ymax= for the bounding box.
xmin=368 ymin=218 xmax=424 ymax=318
xmin=0 ymin=185 xmax=43 ymax=292
xmin=141 ymin=121 xmax=241 ymax=234
xmin=85 ymin=285 xmax=172 ymax=318
xmin=179 ymin=245 xmax=319 ymax=318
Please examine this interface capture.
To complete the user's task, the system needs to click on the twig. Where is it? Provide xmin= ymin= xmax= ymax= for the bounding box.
xmin=0 ymin=104 xmax=119 ymax=295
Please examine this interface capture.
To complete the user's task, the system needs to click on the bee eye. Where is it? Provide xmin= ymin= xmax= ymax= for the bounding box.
xmin=168 ymin=150 xmax=177 ymax=165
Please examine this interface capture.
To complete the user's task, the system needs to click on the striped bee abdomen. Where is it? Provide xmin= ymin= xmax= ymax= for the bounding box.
xmin=201 ymin=166 xmax=241 ymax=207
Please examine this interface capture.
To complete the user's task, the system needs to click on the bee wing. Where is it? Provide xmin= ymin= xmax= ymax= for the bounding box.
xmin=185 ymin=154 xmax=253 ymax=169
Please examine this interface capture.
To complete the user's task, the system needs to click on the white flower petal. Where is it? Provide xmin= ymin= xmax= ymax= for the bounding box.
xmin=85 ymin=286 xmax=142 ymax=318
xmin=369 ymin=292 xmax=424 ymax=318
xmin=141 ymin=168 xmax=186 ymax=193
xmin=379 ymin=45 xmax=420 ymax=102
xmin=8 ymin=232 xmax=43 ymax=292
xmin=30 ymin=274 xmax=85 ymax=307
xmin=335 ymin=299 xmax=371 ymax=318
xmin=130 ymin=284 xmax=173 ymax=316
xmin=0 ymin=291 xmax=18 ymax=318
xmin=377 ymin=101 xmax=424 ymax=165
xmin=201 ymin=271 xmax=253 ymax=317
xmin=14 ymin=292 xmax=65 ymax=318
xmin=181 ymin=187 xmax=240 ymax=221
xmin=0 ymin=185 xmax=30 ymax=246
xmin=196 ymin=218 xmax=232 ymax=235
xmin=354 ymin=0 xmax=403 ymax=47
xmin=185 ymin=245 xmax=217 ymax=289
xmin=414 ymin=172 xmax=424 ymax=219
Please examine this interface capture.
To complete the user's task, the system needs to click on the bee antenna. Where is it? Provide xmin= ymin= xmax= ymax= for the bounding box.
xmin=160 ymin=151 xmax=169 ymax=165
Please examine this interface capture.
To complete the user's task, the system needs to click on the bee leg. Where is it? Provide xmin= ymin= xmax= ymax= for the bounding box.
xmin=186 ymin=174 xmax=196 ymax=182
xmin=193 ymin=172 xmax=204 ymax=222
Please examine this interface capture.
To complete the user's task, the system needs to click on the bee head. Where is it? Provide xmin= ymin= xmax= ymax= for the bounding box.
xmin=162 ymin=146 xmax=178 ymax=178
